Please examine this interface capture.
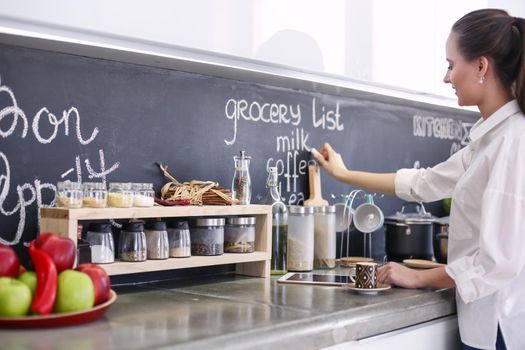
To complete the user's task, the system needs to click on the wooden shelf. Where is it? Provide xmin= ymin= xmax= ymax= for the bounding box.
xmin=100 ymin=252 xmax=269 ymax=275
xmin=39 ymin=205 xmax=272 ymax=278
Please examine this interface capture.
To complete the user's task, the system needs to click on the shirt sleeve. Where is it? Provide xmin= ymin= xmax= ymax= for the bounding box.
xmin=395 ymin=146 xmax=467 ymax=202
xmin=445 ymin=137 xmax=525 ymax=303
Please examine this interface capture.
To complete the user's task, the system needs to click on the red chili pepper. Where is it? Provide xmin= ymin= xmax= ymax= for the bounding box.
xmin=154 ymin=197 xmax=191 ymax=206
xmin=29 ymin=241 xmax=57 ymax=315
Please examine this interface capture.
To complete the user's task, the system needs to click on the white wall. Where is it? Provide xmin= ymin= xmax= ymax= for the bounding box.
xmin=1 ymin=0 xmax=524 ymax=102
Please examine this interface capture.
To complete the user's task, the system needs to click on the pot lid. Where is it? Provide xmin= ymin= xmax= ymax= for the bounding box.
xmin=385 ymin=202 xmax=437 ymax=224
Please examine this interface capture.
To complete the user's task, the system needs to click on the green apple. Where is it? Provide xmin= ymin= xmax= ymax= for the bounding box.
xmin=54 ymin=270 xmax=95 ymax=313
xmin=0 ymin=277 xmax=32 ymax=317
xmin=18 ymin=271 xmax=37 ymax=296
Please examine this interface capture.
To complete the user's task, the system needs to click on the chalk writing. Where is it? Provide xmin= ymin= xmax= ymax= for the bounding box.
xmin=312 ymin=98 xmax=344 ymax=131
xmin=32 ymin=107 xmax=99 ymax=145
xmin=0 ymin=76 xmax=28 ymax=138
xmin=413 ymin=115 xmax=464 ymax=140
xmin=223 ymin=96 xmax=345 ymax=205
xmin=224 ymin=98 xmax=301 ymax=145
xmin=0 ymin=76 xmax=119 ymax=245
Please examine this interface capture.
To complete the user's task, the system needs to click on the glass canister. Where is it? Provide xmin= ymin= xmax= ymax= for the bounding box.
xmin=190 ymin=218 xmax=225 ymax=256
xmin=145 ymin=221 xmax=169 ymax=260
xmin=167 ymin=220 xmax=191 ymax=258
xmin=314 ymin=206 xmax=336 ymax=269
xmin=108 ymin=182 xmax=134 ymax=208
xmin=82 ymin=182 xmax=108 ymax=208
xmin=133 ymin=183 xmax=155 ymax=207
xmin=118 ymin=222 xmax=147 ymax=262
xmin=56 ymin=181 xmax=83 ymax=208
xmin=224 ymin=216 xmax=256 ymax=253
xmin=287 ymin=206 xmax=314 ymax=271
xmin=231 ymin=151 xmax=251 ymax=205
xmin=86 ymin=222 xmax=115 ymax=263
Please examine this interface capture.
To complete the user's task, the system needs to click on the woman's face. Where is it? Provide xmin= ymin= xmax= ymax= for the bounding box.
xmin=443 ymin=32 xmax=483 ymax=106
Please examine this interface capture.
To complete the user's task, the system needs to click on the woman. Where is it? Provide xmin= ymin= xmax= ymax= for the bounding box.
xmin=313 ymin=9 xmax=525 ymax=350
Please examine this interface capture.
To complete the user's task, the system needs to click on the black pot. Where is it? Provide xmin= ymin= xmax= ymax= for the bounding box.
xmin=384 ymin=203 xmax=436 ymax=262
xmin=433 ymin=217 xmax=449 ymax=264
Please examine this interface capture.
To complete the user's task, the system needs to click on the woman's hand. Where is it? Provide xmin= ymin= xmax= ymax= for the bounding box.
xmin=377 ymin=262 xmax=422 ymax=289
xmin=312 ymin=143 xmax=349 ymax=181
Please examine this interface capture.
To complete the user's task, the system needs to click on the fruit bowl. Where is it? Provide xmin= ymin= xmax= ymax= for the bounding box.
xmin=0 ymin=289 xmax=117 ymax=328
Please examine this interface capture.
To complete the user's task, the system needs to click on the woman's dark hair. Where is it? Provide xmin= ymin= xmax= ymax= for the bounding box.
xmin=452 ymin=9 xmax=525 ymax=113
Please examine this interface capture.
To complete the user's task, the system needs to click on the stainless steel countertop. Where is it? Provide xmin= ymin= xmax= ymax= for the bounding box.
xmin=0 ymin=268 xmax=456 ymax=350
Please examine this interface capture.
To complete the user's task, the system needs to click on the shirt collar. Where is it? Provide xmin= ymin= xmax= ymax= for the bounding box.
xmin=468 ymin=100 xmax=521 ymax=143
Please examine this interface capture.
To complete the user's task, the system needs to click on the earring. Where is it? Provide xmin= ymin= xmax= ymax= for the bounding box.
xmin=479 ymin=76 xmax=485 ymax=84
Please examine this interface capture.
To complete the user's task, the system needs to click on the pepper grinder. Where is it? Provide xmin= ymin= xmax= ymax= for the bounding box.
xmin=231 ymin=151 xmax=252 ymax=205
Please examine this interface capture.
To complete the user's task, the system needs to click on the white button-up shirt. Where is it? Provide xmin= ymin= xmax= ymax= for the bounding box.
xmin=395 ymin=100 xmax=525 ymax=350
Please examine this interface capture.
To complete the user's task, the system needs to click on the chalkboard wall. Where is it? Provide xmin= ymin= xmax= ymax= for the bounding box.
xmin=0 ymin=36 xmax=478 ymax=265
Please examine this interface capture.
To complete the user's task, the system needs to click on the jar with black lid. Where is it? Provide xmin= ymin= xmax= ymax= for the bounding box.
xmin=190 ymin=218 xmax=225 ymax=256
xmin=167 ymin=220 xmax=191 ymax=258
xmin=224 ymin=216 xmax=256 ymax=253
xmin=145 ymin=221 xmax=169 ymax=260
xmin=118 ymin=222 xmax=147 ymax=262
xmin=86 ymin=222 xmax=115 ymax=264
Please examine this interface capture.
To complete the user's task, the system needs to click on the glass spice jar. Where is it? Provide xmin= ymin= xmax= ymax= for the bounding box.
xmin=224 ymin=216 xmax=256 ymax=253
xmin=118 ymin=222 xmax=147 ymax=262
xmin=56 ymin=181 xmax=83 ymax=208
xmin=82 ymin=182 xmax=108 ymax=208
xmin=108 ymin=182 xmax=134 ymax=208
xmin=145 ymin=221 xmax=169 ymax=260
xmin=86 ymin=222 xmax=115 ymax=264
xmin=231 ymin=151 xmax=251 ymax=205
xmin=190 ymin=218 xmax=225 ymax=256
xmin=167 ymin=220 xmax=191 ymax=258
xmin=287 ymin=206 xmax=315 ymax=271
xmin=132 ymin=183 xmax=155 ymax=207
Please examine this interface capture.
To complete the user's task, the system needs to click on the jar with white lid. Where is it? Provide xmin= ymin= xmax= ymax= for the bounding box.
xmin=287 ymin=206 xmax=314 ymax=271
xmin=314 ymin=206 xmax=336 ymax=269
xmin=56 ymin=181 xmax=83 ymax=208
xmin=224 ymin=216 xmax=256 ymax=253
xmin=108 ymin=182 xmax=134 ymax=208
xmin=132 ymin=183 xmax=155 ymax=207
xmin=82 ymin=182 xmax=107 ymax=208
xmin=190 ymin=218 xmax=225 ymax=256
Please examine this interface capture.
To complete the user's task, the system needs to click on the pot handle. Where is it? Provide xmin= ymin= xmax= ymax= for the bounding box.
xmin=436 ymin=231 xmax=448 ymax=239
xmin=399 ymin=201 xmax=428 ymax=216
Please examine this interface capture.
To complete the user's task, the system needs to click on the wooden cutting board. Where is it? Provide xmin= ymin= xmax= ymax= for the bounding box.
xmin=340 ymin=256 xmax=374 ymax=267
xmin=304 ymin=163 xmax=329 ymax=207
xmin=403 ymin=259 xmax=445 ymax=269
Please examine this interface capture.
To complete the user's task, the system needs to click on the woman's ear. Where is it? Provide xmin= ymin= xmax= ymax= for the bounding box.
xmin=478 ymin=56 xmax=489 ymax=77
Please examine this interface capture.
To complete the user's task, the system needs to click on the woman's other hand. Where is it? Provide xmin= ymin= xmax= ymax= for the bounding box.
xmin=377 ymin=262 xmax=421 ymax=289
xmin=312 ymin=143 xmax=349 ymax=181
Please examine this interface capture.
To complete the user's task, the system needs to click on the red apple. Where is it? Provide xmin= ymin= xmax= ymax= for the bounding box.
xmin=76 ymin=263 xmax=111 ymax=305
xmin=0 ymin=244 xmax=20 ymax=278
xmin=35 ymin=232 xmax=75 ymax=272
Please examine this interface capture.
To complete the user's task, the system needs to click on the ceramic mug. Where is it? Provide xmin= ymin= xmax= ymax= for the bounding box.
xmin=350 ymin=262 xmax=378 ymax=289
